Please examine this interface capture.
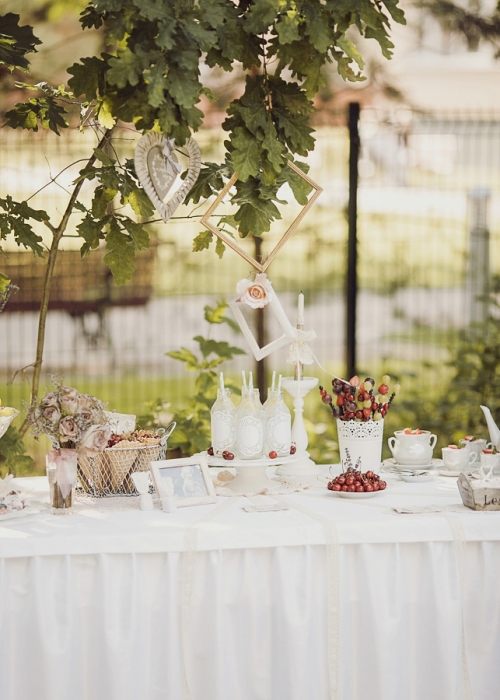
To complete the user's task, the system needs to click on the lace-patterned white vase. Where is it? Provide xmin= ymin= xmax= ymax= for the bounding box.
xmin=336 ymin=418 xmax=384 ymax=472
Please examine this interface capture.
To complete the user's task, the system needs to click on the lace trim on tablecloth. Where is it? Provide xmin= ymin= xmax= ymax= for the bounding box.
xmin=213 ymin=471 xmax=310 ymax=497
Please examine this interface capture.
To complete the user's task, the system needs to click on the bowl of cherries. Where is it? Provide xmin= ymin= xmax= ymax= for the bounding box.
xmin=327 ymin=467 xmax=387 ymax=498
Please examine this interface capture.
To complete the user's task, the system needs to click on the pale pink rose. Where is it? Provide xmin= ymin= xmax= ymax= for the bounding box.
xmin=40 ymin=392 xmax=59 ymax=407
xmin=42 ymin=406 xmax=60 ymax=424
xmin=77 ymin=394 xmax=95 ymax=411
xmin=60 ymin=394 xmax=78 ymax=416
xmin=236 ymin=273 xmax=274 ymax=309
xmin=78 ymin=409 xmax=93 ymax=422
xmin=79 ymin=424 xmax=112 ymax=458
xmin=59 ymin=416 xmax=78 ymax=440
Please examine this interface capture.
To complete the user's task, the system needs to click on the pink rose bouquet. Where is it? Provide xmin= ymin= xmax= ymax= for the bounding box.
xmin=28 ymin=380 xmax=110 ymax=453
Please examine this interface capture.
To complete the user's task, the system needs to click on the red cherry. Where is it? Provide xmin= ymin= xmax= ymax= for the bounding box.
xmin=346 ymin=476 xmax=355 ymax=486
xmin=320 ymin=388 xmax=327 ymax=397
xmin=378 ymin=384 xmax=389 ymax=395
xmin=372 ymin=482 xmax=380 ymax=491
xmin=365 ymin=483 xmax=374 ymax=492
xmin=378 ymin=481 xmax=387 ymax=490
xmin=365 ymin=470 xmax=374 ymax=479
xmin=225 ymin=452 xmax=234 ymax=461
xmin=346 ymin=393 xmax=354 ymax=401
xmin=362 ymin=408 xmax=372 ymax=419
xmin=337 ymin=476 xmax=346 ymax=485
xmin=290 ymin=445 xmax=297 ymax=455
xmin=341 ymin=485 xmax=348 ymax=491
xmin=356 ymin=485 xmax=364 ymax=492
xmin=346 ymin=412 xmax=355 ymax=420
xmin=269 ymin=451 xmax=278 ymax=459
xmin=355 ymin=410 xmax=363 ymax=419
xmin=347 ymin=485 xmax=356 ymax=492
xmin=333 ymin=484 xmax=341 ymax=492
xmin=337 ymin=396 xmax=345 ymax=406
xmin=207 ymin=446 xmax=214 ymax=456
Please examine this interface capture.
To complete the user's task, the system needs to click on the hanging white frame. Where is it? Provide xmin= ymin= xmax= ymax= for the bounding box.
xmin=229 ymin=293 xmax=295 ymax=361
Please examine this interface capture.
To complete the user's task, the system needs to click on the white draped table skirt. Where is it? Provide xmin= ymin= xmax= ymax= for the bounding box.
xmin=1 ymin=477 xmax=500 ymax=700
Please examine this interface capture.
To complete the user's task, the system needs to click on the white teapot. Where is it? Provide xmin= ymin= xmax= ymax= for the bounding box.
xmin=480 ymin=406 xmax=500 ymax=450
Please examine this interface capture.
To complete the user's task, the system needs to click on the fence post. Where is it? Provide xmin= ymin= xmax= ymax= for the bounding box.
xmin=466 ymin=187 xmax=490 ymax=325
xmin=253 ymin=235 xmax=267 ymax=400
xmin=346 ymin=102 xmax=360 ymax=379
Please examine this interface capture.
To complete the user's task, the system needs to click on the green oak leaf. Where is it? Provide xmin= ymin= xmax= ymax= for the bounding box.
xmin=215 ymin=237 xmax=225 ymax=259
xmin=245 ymin=0 xmax=281 ymax=33
xmin=120 ymin=219 xmax=150 ymax=249
xmin=230 ymin=127 xmax=261 ymax=181
xmin=337 ymin=36 xmax=365 ymax=71
xmin=262 ymin=119 xmax=286 ymax=171
xmin=275 ymin=9 xmax=301 ymax=44
xmin=91 ymin=186 xmax=117 ymax=218
xmin=107 ymin=48 xmax=144 ymax=88
xmin=285 ymin=161 xmax=312 ymax=205
xmin=192 ymin=230 xmax=213 ymax=252
xmin=67 ymin=56 xmax=106 ymax=101
xmin=103 ymin=223 xmax=135 ymax=285
xmin=145 ymin=60 xmax=167 ymax=108
xmin=0 ymin=13 xmax=40 ymax=72
xmin=77 ymin=214 xmax=105 ymax=255
xmin=125 ymin=187 xmax=155 ymax=218
xmin=184 ymin=163 xmax=226 ymax=204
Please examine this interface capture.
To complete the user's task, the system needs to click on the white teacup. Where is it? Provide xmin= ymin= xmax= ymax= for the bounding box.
xmin=459 ymin=438 xmax=492 ymax=459
xmin=478 ymin=451 xmax=499 ymax=479
xmin=388 ymin=430 xmax=437 ymax=465
xmin=441 ymin=447 xmax=478 ymax=472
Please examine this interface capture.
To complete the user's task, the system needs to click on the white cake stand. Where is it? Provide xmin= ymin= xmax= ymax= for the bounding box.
xmin=275 ymin=376 xmax=322 ymax=478
xmin=207 ymin=453 xmax=299 ymax=493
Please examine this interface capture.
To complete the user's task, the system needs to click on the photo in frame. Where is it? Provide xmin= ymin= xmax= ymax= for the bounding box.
xmin=150 ymin=456 xmax=216 ymax=507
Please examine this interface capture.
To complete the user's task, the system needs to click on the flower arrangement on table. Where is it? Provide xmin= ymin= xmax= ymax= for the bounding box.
xmin=28 ymin=382 xmax=111 ymax=509
xmin=28 ymin=382 xmax=110 ymax=454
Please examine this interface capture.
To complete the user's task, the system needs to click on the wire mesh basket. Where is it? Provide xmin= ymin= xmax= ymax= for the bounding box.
xmin=78 ymin=442 xmax=165 ymax=497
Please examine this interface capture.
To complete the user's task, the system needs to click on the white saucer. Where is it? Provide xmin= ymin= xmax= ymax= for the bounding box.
xmin=383 ymin=458 xmax=443 ymax=471
xmin=399 ymin=473 xmax=435 ymax=483
xmin=438 ymin=469 xmax=468 ymax=477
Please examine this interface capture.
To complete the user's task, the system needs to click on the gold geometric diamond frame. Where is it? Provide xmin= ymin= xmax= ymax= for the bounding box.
xmin=200 ymin=161 xmax=323 ymax=273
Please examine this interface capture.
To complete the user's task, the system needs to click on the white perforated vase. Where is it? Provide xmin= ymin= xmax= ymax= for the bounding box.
xmin=336 ymin=419 xmax=384 ymax=472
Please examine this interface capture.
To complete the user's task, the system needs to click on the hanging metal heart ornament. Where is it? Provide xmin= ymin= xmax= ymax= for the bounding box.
xmin=134 ymin=133 xmax=201 ymax=223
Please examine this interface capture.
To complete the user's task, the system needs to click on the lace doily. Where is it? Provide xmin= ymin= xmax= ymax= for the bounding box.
xmin=336 ymin=418 xmax=384 ymax=439
xmin=214 ymin=471 xmax=310 ymax=497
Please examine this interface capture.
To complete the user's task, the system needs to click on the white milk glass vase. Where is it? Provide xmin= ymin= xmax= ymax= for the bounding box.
xmin=211 ymin=388 xmax=236 ymax=455
xmin=264 ymin=389 xmax=291 ymax=457
xmin=235 ymin=389 xmax=265 ymax=460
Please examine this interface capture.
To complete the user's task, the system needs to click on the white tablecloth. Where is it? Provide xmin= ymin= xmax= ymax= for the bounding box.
xmin=1 ymin=472 xmax=500 ymax=700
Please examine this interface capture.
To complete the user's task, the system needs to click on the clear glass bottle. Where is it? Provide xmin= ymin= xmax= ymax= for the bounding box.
xmin=235 ymin=388 xmax=265 ymax=460
xmin=264 ymin=389 xmax=291 ymax=457
xmin=211 ymin=388 xmax=236 ymax=455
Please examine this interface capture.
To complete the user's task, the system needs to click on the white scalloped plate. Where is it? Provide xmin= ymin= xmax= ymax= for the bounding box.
xmin=328 ymin=489 xmax=384 ymax=499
